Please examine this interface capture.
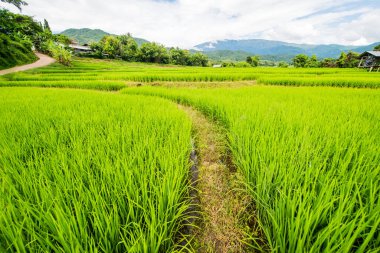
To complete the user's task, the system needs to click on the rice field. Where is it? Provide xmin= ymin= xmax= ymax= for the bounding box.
xmin=122 ymin=86 xmax=380 ymax=252
xmin=0 ymin=57 xmax=380 ymax=89
xmin=1 ymin=58 xmax=380 ymax=252
xmin=0 ymin=88 xmax=192 ymax=252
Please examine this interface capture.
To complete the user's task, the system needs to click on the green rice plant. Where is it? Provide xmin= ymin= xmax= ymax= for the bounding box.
xmin=0 ymin=87 xmax=192 ymax=252
xmin=2 ymin=58 xmax=379 ymax=89
xmin=258 ymin=76 xmax=380 ymax=88
xmin=0 ymin=80 xmax=126 ymax=90
xmin=122 ymin=86 xmax=380 ymax=252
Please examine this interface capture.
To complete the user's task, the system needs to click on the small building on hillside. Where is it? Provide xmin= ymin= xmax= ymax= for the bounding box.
xmin=358 ymin=51 xmax=380 ymax=72
xmin=68 ymin=44 xmax=93 ymax=54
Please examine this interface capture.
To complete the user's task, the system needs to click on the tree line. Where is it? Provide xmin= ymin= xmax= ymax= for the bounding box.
xmin=292 ymin=52 xmax=361 ymax=68
xmin=291 ymin=44 xmax=380 ymax=68
xmin=90 ymin=35 xmax=209 ymax=67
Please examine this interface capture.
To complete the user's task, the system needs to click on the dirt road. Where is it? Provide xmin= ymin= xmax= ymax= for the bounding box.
xmin=0 ymin=53 xmax=55 ymax=75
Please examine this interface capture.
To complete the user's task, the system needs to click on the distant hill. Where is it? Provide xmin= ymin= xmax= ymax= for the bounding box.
xmin=197 ymin=50 xmax=294 ymax=63
xmin=59 ymin=28 xmax=148 ymax=45
xmin=194 ymin=39 xmax=380 ymax=59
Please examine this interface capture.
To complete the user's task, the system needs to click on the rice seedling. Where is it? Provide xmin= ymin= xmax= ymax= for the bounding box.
xmin=122 ymin=86 xmax=380 ymax=252
xmin=1 ymin=58 xmax=379 ymax=90
xmin=0 ymin=87 xmax=192 ymax=252
xmin=2 ymin=57 xmax=380 ymax=252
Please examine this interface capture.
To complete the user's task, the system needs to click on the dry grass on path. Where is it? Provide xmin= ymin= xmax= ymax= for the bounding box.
xmin=179 ymin=105 xmax=256 ymax=253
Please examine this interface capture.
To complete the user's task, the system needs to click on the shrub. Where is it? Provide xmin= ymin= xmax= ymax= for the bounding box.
xmin=47 ymin=41 xmax=72 ymax=66
xmin=0 ymin=34 xmax=37 ymax=69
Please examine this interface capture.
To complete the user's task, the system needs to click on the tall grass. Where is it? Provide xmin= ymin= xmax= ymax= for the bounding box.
xmin=122 ymin=86 xmax=380 ymax=252
xmin=0 ymin=88 xmax=192 ymax=252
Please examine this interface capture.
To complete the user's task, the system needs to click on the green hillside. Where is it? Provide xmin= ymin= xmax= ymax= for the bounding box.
xmin=0 ymin=34 xmax=37 ymax=70
xmin=59 ymin=28 xmax=148 ymax=45
xmin=199 ymin=49 xmax=294 ymax=63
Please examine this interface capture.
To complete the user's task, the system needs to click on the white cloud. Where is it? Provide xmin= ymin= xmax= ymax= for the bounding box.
xmin=1 ymin=0 xmax=379 ymax=48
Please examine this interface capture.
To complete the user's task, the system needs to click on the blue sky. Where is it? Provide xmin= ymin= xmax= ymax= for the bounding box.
xmin=1 ymin=0 xmax=379 ymax=48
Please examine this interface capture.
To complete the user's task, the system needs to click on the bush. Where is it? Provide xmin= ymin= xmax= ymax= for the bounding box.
xmin=0 ymin=34 xmax=37 ymax=69
xmin=278 ymin=61 xmax=289 ymax=68
xmin=234 ymin=62 xmax=252 ymax=68
xmin=47 ymin=41 xmax=72 ymax=66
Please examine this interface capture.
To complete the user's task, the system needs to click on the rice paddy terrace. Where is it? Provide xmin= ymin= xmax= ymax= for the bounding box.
xmin=0 ymin=58 xmax=379 ymax=252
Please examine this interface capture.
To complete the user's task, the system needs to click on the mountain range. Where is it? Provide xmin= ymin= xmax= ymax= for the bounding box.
xmin=58 ymin=28 xmax=379 ymax=62
xmin=59 ymin=28 xmax=148 ymax=45
xmin=194 ymin=39 xmax=379 ymax=59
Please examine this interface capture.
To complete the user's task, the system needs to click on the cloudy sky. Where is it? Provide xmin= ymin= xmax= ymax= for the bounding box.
xmin=1 ymin=0 xmax=379 ymax=48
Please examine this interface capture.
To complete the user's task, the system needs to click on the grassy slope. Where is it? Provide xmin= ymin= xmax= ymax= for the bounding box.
xmin=0 ymin=35 xmax=37 ymax=70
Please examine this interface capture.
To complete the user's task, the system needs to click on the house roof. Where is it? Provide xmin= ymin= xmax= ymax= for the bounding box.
xmin=360 ymin=51 xmax=380 ymax=57
xmin=69 ymin=44 xmax=92 ymax=51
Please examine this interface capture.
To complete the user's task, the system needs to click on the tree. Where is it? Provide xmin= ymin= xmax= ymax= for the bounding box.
xmin=246 ymin=56 xmax=253 ymax=65
xmin=101 ymin=35 xmax=122 ymax=58
xmin=320 ymin=58 xmax=337 ymax=68
xmin=337 ymin=51 xmax=359 ymax=68
xmin=374 ymin=44 xmax=380 ymax=51
xmin=188 ymin=52 xmax=208 ymax=67
xmin=306 ymin=55 xmax=320 ymax=68
xmin=43 ymin=19 xmax=51 ymax=34
xmin=169 ymin=47 xmax=190 ymax=65
xmin=90 ymin=41 xmax=104 ymax=58
xmin=47 ymin=41 xmax=72 ymax=66
xmin=293 ymin=54 xmax=309 ymax=68
xmin=1 ymin=0 xmax=27 ymax=10
xmin=246 ymin=55 xmax=260 ymax=67
xmin=118 ymin=34 xmax=138 ymax=61
xmin=0 ymin=8 xmax=48 ymax=51
xmin=53 ymin=34 xmax=72 ymax=46
xmin=139 ymin=42 xmax=169 ymax=64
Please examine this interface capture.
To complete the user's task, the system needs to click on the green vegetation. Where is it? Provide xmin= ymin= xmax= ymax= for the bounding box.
xmin=90 ymin=35 xmax=209 ymax=66
xmin=0 ymin=88 xmax=192 ymax=252
xmin=2 ymin=0 xmax=380 ymax=251
xmin=122 ymin=85 xmax=380 ymax=252
xmin=246 ymin=55 xmax=260 ymax=67
xmin=60 ymin=28 xmax=148 ymax=46
xmin=47 ymin=41 xmax=72 ymax=66
xmin=1 ymin=58 xmax=379 ymax=89
xmin=0 ymin=8 xmax=40 ymax=69
xmin=0 ymin=6 xmax=73 ymax=68
xmin=293 ymin=51 xmax=360 ymax=68
xmin=0 ymin=33 xmax=37 ymax=70
xmin=1 ymin=56 xmax=380 ymax=252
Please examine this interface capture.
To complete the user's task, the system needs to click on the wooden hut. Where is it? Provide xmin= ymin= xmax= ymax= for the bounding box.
xmin=358 ymin=51 xmax=380 ymax=72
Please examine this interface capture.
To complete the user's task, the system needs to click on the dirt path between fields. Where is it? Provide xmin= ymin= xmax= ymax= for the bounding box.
xmin=179 ymin=105 xmax=254 ymax=253
xmin=0 ymin=53 xmax=55 ymax=76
